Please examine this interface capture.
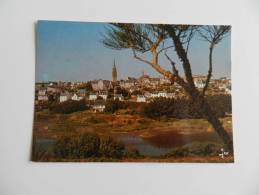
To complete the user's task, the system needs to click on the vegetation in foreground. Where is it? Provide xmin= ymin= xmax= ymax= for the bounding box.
xmin=32 ymin=132 xmax=140 ymax=162
xmin=32 ymin=132 xmax=233 ymax=162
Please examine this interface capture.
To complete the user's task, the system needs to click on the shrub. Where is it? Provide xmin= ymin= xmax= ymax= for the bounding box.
xmin=31 ymin=143 xmax=52 ymax=161
xmin=53 ymin=132 xmax=100 ymax=158
xmin=124 ymin=148 xmax=140 ymax=158
xmin=78 ymin=133 xmax=100 ymax=157
xmin=141 ymin=95 xmax=231 ymax=119
xmin=165 ymin=142 xmax=224 ymax=157
xmin=53 ymin=136 xmax=74 ymax=158
xmin=206 ymin=95 xmax=232 ymax=117
xmin=105 ymin=99 xmax=128 ymax=113
xmin=53 ymin=133 xmax=127 ymax=159
xmin=141 ymin=97 xmax=175 ymax=118
xmin=99 ymin=137 xmax=125 ymax=159
xmin=52 ymin=100 xmax=88 ymax=114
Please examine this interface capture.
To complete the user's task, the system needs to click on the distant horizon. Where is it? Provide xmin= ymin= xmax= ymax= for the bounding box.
xmin=36 ymin=21 xmax=231 ymax=82
xmin=35 ymin=74 xmax=231 ymax=83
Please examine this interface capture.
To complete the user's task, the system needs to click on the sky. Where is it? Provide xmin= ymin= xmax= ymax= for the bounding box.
xmin=36 ymin=20 xmax=231 ymax=82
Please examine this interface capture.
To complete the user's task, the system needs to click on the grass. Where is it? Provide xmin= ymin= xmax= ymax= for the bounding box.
xmin=34 ymin=109 xmax=232 ymax=138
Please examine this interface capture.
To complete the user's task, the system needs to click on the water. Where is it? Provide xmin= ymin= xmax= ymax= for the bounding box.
xmin=117 ymin=134 xmax=173 ymax=156
xmin=35 ymin=131 xmax=220 ymax=157
xmin=35 ymin=136 xmax=172 ymax=157
xmin=116 ymin=130 xmax=220 ymax=157
xmin=35 ymin=139 xmax=55 ymax=150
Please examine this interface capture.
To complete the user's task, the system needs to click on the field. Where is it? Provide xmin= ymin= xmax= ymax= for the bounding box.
xmin=32 ymin=109 xmax=233 ymax=162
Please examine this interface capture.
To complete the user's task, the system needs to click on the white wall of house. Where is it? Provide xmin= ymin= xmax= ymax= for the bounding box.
xmin=38 ymin=95 xmax=48 ymax=101
xmin=114 ymin=95 xmax=124 ymax=101
xmin=89 ymin=94 xmax=97 ymax=100
xmin=60 ymin=95 xmax=70 ymax=102
xmin=38 ymin=89 xmax=46 ymax=96
xmin=92 ymin=105 xmax=105 ymax=112
xmin=137 ymin=95 xmax=146 ymax=102
xmin=71 ymin=94 xmax=83 ymax=101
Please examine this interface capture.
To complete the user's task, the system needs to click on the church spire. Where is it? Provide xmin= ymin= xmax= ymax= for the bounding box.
xmin=112 ymin=59 xmax=117 ymax=82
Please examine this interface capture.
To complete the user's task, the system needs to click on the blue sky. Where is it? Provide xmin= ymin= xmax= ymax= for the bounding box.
xmin=36 ymin=21 xmax=231 ymax=82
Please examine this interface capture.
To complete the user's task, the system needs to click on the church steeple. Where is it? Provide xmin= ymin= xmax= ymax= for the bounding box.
xmin=112 ymin=59 xmax=117 ymax=82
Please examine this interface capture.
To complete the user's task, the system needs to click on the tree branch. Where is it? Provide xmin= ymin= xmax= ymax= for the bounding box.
xmin=157 ymin=45 xmax=174 ymax=54
xmin=164 ymin=52 xmax=188 ymax=89
xmin=163 ymin=25 xmax=195 ymax=88
xmin=132 ymin=49 xmax=173 ymax=79
xmin=202 ymin=42 xmax=214 ymax=96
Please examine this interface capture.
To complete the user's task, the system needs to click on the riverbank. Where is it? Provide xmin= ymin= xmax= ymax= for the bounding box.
xmin=32 ymin=110 xmax=233 ymax=161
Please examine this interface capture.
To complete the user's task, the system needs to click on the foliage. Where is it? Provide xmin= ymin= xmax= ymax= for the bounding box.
xmin=53 ymin=133 xmax=100 ymax=158
xmin=96 ymin=96 xmax=104 ymax=100
xmin=99 ymin=137 xmax=125 ymax=159
xmin=164 ymin=142 xmax=224 ymax=157
xmin=77 ymin=133 xmax=101 ymax=157
xmin=53 ymin=136 xmax=75 ymax=158
xmin=85 ymin=81 xmax=93 ymax=91
xmin=206 ymin=94 xmax=232 ymax=116
xmin=104 ymin=99 xmax=128 ymax=113
xmin=53 ymin=133 xmax=128 ymax=160
xmin=31 ymin=143 xmax=52 ymax=161
xmin=130 ymin=90 xmax=143 ymax=95
xmin=103 ymin=24 xmax=168 ymax=53
xmin=141 ymin=95 xmax=231 ymax=119
xmin=51 ymin=100 xmax=88 ymax=114
xmin=116 ymin=87 xmax=131 ymax=98
xmin=142 ymin=97 xmax=175 ymax=118
xmin=78 ymin=81 xmax=93 ymax=91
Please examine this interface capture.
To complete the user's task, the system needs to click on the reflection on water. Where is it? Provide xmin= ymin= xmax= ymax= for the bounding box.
xmin=144 ymin=131 xmax=220 ymax=148
xmin=117 ymin=135 xmax=172 ymax=156
xmin=116 ymin=130 xmax=221 ymax=157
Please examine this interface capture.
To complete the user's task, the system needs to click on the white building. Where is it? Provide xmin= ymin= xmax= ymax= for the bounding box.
xmin=150 ymin=91 xmax=167 ymax=98
xmin=38 ymin=89 xmax=47 ymax=96
xmin=120 ymin=80 xmax=136 ymax=89
xmin=194 ymin=80 xmax=206 ymax=88
xmin=60 ymin=92 xmax=71 ymax=102
xmin=159 ymin=77 xmax=171 ymax=85
xmin=144 ymin=92 xmax=152 ymax=98
xmin=114 ymin=94 xmax=124 ymax=101
xmin=157 ymin=91 xmax=167 ymax=97
xmin=71 ymin=93 xmax=83 ymax=101
xmin=92 ymin=100 xmax=106 ymax=112
xmin=225 ymin=87 xmax=231 ymax=94
xmin=150 ymin=92 xmax=159 ymax=98
xmin=91 ymin=80 xmax=112 ymax=91
xmin=47 ymin=86 xmax=60 ymax=93
xmin=165 ymin=92 xmax=175 ymax=99
xmin=89 ymin=93 xmax=98 ymax=101
xmin=137 ymin=95 xmax=146 ymax=102
xmin=193 ymin=75 xmax=207 ymax=89
xmin=38 ymin=95 xmax=48 ymax=101
xmin=98 ymin=91 xmax=108 ymax=100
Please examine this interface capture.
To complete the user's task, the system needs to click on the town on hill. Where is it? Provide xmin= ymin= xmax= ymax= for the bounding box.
xmin=35 ymin=60 xmax=231 ymax=112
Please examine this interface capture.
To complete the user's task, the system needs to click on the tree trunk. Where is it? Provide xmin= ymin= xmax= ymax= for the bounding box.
xmin=163 ymin=25 xmax=233 ymax=153
xmin=191 ymin=92 xmax=233 ymax=153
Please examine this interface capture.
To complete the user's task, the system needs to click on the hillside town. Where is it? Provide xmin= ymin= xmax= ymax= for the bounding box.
xmin=35 ymin=60 xmax=231 ymax=112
